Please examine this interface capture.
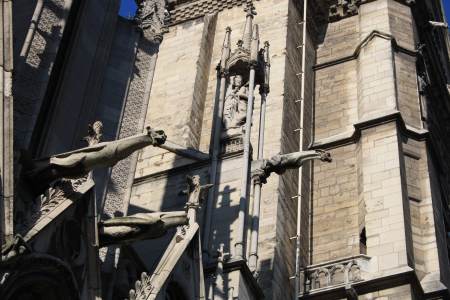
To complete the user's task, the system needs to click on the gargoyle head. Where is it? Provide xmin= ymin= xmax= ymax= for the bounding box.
xmin=146 ymin=126 xmax=167 ymax=146
xmin=316 ymin=149 xmax=332 ymax=163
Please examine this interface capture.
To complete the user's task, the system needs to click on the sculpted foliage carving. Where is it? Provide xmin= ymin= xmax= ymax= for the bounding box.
xmin=129 ymin=272 xmax=153 ymax=300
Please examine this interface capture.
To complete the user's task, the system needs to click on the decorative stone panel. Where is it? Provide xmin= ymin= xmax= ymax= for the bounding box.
xmin=300 ymin=255 xmax=370 ymax=294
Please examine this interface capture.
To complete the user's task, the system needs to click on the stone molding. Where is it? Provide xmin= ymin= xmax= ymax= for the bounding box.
xmin=300 ymin=255 xmax=369 ymax=294
xmin=329 ymin=0 xmax=415 ymax=23
xmin=164 ymin=0 xmax=415 ymax=26
xmin=19 ymin=179 xmax=95 ymax=241
xmin=167 ymin=0 xmax=255 ymax=26
xmin=298 ymin=266 xmax=449 ymax=300
xmin=314 ymin=30 xmax=417 ymax=71
xmin=310 ymin=110 xmax=428 ymax=150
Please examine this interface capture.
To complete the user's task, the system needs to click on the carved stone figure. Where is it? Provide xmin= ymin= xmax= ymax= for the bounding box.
xmin=24 ymin=127 xmax=166 ymax=192
xmin=135 ymin=0 xmax=167 ymax=38
xmin=184 ymin=175 xmax=213 ymax=209
xmin=223 ymin=75 xmax=249 ymax=136
xmin=252 ymin=150 xmax=332 ymax=183
xmin=83 ymin=120 xmax=103 ymax=147
xmin=98 ymin=211 xmax=188 ymax=247
xmin=418 ymin=73 xmax=428 ymax=95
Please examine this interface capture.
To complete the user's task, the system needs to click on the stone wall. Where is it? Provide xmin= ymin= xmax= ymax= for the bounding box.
xmin=127 ymin=0 xmax=310 ymax=298
xmin=306 ymin=0 xmax=450 ymax=298
xmin=312 ymin=144 xmax=360 ymax=264
xmin=38 ymin=0 xmax=122 ymax=155
xmin=13 ymin=0 xmax=73 ymax=151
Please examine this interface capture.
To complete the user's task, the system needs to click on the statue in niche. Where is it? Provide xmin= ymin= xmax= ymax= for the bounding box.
xmin=223 ymin=75 xmax=249 ymax=137
xmin=252 ymin=150 xmax=332 ymax=183
xmin=135 ymin=0 xmax=168 ymax=37
xmin=98 ymin=211 xmax=188 ymax=247
xmin=23 ymin=126 xmax=166 ymax=193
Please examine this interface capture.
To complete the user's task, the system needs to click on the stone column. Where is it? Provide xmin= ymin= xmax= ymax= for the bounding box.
xmin=0 ymin=0 xmax=14 ymax=247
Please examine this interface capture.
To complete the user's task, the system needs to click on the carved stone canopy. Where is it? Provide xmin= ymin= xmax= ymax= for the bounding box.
xmin=225 ymin=4 xmax=265 ymax=85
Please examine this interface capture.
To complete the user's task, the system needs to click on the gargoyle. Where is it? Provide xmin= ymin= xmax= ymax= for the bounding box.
xmin=251 ymin=150 xmax=332 ymax=183
xmin=23 ymin=126 xmax=166 ymax=193
xmin=98 ymin=211 xmax=188 ymax=247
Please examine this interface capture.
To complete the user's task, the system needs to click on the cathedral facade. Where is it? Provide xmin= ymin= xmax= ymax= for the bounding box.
xmin=1 ymin=0 xmax=450 ymax=299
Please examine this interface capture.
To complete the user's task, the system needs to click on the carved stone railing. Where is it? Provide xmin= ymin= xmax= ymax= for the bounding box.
xmin=299 ymin=255 xmax=370 ymax=295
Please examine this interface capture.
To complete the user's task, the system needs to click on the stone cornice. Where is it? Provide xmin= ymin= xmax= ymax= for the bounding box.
xmin=314 ymin=30 xmax=417 ymax=71
xmin=310 ymin=110 xmax=429 ymax=150
xmin=328 ymin=0 xmax=415 ymax=23
xmin=167 ymin=0 xmax=257 ymax=26
xmin=164 ymin=0 xmax=416 ymax=27
xmin=298 ymin=266 xmax=450 ymax=299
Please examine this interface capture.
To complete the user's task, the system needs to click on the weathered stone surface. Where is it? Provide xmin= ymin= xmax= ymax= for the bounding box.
xmin=9 ymin=0 xmax=450 ymax=299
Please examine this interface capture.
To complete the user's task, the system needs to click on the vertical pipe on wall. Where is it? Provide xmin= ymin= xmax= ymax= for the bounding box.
xmin=295 ymin=0 xmax=308 ymax=298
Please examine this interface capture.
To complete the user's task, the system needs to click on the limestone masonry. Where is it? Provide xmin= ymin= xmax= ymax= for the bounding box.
xmin=1 ymin=0 xmax=450 ymax=299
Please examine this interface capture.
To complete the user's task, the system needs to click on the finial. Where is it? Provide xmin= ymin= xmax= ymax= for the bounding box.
xmin=262 ymin=40 xmax=271 ymax=93
xmin=242 ymin=2 xmax=256 ymax=50
xmin=264 ymin=41 xmax=270 ymax=65
xmin=250 ymin=24 xmax=260 ymax=62
xmin=220 ymin=27 xmax=232 ymax=72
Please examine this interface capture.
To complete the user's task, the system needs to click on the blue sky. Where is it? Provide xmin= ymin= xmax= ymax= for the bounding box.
xmin=445 ymin=1 xmax=450 ymax=21
xmin=118 ymin=0 xmax=450 ymax=26
xmin=119 ymin=0 xmax=137 ymax=18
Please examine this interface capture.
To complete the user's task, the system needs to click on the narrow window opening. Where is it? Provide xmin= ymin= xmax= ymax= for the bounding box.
xmin=360 ymin=227 xmax=367 ymax=255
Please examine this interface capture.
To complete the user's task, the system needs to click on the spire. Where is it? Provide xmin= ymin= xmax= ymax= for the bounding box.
xmin=220 ymin=27 xmax=232 ymax=70
xmin=242 ymin=2 xmax=257 ymax=50
xmin=250 ymin=24 xmax=260 ymax=62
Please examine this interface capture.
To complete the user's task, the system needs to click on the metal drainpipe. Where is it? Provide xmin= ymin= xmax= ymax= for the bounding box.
xmin=295 ymin=0 xmax=308 ymax=298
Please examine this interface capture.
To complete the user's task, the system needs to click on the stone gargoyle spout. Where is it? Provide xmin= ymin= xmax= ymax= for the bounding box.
xmin=252 ymin=150 xmax=332 ymax=183
xmin=23 ymin=126 xmax=166 ymax=192
xmin=98 ymin=211 xmax=188 ymax=247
